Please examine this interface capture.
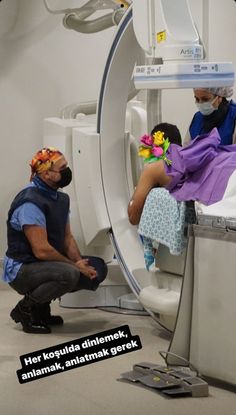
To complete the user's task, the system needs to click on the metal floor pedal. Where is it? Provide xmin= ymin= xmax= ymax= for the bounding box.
xmin=120 ymin=362 xmax=208 ymax=398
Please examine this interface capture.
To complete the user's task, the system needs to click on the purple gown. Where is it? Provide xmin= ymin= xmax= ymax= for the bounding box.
xmin=165 ymin=128 xmax=236 ymax=205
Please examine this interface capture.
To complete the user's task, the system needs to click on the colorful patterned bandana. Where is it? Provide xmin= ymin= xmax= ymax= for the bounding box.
xmin=30 ymin=147 xmax=63 ymax=176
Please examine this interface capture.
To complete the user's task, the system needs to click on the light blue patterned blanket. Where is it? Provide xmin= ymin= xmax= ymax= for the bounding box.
xmin=138 ymin=188 xmax=195 ymax=270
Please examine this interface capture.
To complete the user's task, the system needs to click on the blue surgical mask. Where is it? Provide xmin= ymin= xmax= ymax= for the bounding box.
xmin=196 ymin=97 xmax=218 ymax=116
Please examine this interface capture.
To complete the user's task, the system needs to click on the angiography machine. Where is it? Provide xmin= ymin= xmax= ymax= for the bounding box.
xmin=42 ymin=0 xmax=236 ymax=387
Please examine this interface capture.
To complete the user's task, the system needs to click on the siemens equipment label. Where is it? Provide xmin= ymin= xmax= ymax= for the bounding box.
xmin=16 ymin=325 xmax=142 ymax=383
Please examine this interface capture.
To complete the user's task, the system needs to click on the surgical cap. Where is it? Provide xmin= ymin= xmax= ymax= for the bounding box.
xmin=195 ymin=87 xmax=234 ymax=98
xmin=30 ymin=147 xmax=63 ymax=176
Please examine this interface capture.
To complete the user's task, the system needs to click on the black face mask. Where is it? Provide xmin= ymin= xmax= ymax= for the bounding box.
xmin=56 ymin=167 xmax=72 ymax=188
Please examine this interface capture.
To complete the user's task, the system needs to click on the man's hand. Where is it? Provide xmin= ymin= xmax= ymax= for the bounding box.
xmin=75 ymin=258 xmax=97 ymax=279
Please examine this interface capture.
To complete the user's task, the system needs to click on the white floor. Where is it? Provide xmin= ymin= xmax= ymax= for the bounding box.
xmin=0 ymin=282 xmax=236 ymax=415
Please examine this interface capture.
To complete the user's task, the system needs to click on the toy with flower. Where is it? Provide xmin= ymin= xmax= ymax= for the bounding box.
xmin=138 ymin=131 xmax=172 ymax=165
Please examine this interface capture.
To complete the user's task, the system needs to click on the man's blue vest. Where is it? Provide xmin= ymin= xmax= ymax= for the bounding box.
xmin=190 ymin=101 xmax=236 ymax=145
xmin=6 ymin=187 xmax=69 ymax=263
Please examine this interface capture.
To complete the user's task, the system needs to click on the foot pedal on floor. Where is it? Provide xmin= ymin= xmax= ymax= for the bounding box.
xmin=119 ymin=362 xmax=208 ymax=398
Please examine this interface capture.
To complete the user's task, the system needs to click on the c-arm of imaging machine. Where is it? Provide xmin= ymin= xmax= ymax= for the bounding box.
xmin=44 ymin=0 xmax=234 ymax=330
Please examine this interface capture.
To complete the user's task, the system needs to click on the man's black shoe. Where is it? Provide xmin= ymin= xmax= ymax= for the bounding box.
xmin=32 ymin=302 xmax=64 ymax=326
xmin=10 ymin=303 xmax=51 ymax=334
xmin=43 ymin=314 xmax=64 ymax=326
